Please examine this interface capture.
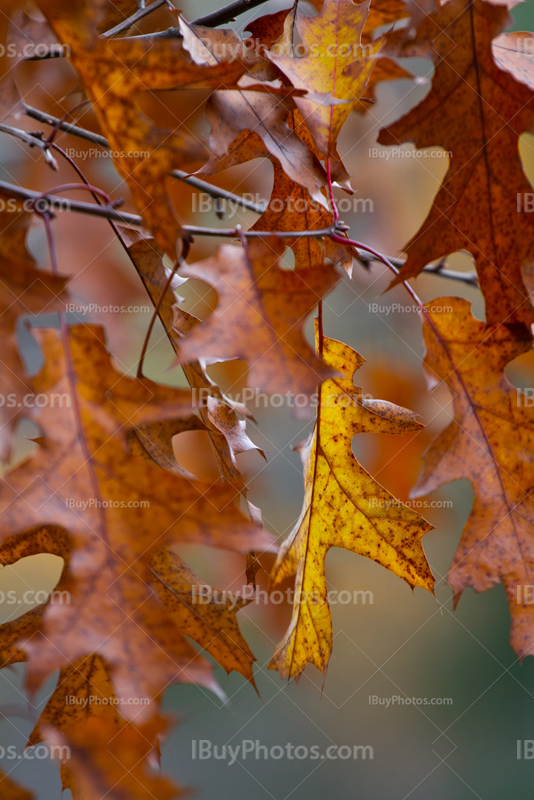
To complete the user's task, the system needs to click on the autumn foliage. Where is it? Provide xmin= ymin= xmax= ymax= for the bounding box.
xmin=0 ymin=0 xmax=532 ymax=795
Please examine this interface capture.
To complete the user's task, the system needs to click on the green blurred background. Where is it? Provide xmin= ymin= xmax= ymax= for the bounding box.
xmin=2 ymin=0 xmax=534 ymax=797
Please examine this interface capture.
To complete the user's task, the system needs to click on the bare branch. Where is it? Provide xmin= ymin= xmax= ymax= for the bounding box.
xmin=0 ymin=178 xmax=333 ymax=238
xmin=355 ymin=250 xmax=479 ymax=288
xmin=22 ymin=106 xmax=266 ymax=214
xmin=102 ymin=0 xmax=170 ymax=39
xmin=0 ymin=123 xmax=58 ymax=169
xmin=193 ymin=0 xmax=271 ymax=28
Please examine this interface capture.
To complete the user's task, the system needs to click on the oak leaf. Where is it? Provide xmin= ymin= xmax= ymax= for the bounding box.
xmin=412 ymin=297 xmax=534 ymax=659
xmin=150 ymin=547 xmax=256 ymax=685
xmin=378 ymin=0 xmax=534 ymax=327
xmin=0 ymin=325 xmax=273 ymax=710
xmin=174 ymin=238 xmax=340 ymax=404
xmin=0 ymin=771 xmax=33 ymax=800
xmin=0 ymin=197 xmax=67 ymax=461
xmin=37 ymin=0 xmax=250 ymax=255
xmin=47 ymin=716 xmax=182 ymax=800
xmin=268 ymin=0 xmax=380 ymax=187
xmin=120 ymin=228 xmax=264 ymax=489
xmin=269 ymin=321 xmax=434 ymax=679
xmin=251 ymin=110 xmax=355 ymax=272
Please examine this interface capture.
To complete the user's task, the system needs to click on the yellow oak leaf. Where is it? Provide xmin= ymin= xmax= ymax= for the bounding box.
xmin=268 ymin=0 xmax=380 ymax=187
xmin=269 ymin=320 xmax=434 ymax=679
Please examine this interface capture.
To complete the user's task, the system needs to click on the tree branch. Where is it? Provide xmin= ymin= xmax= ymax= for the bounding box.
xmin=0 ymin=123 xmax=59 ymax=169
xmin=22 ymin=106 xmax=266 ymax=214
xmin=355 ymin=250 xmax=479 ymax=288
xmin=102 ymin=0 xmax=271 ymax=41
xmin=0 ymin=176 xmax=481 ymax=285
xmin=193 ymin=0 xmax=271 ymax=28
xmin=0 ymin=178 xmax=331 ymax=238
xmin=102 ymin=0 xmax=170 ymax=39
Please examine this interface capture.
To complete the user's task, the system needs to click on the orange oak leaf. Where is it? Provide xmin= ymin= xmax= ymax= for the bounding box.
xmin=36 ymin=0 xmax=250 ymax=255
xmin=0 ymin=325 xmax=273 ymax=710
xmin=47 ymin=716 xmax=182 ymax=800
xmin=412 ymin=297 xmax=534 ymax=659
xmin=150 ymin=547 xmax=256 ymax=685
xmin=0 ymin=196 xmax=67 ymax=462
xmin=378 ymin=0 xmax=534 ymax=328
xmin=119 ymin=228 xmax=264 ymax=489
xmin=0 ymin=771 xmax=33 ymax=800
xmin=174 ymin=238 xmax=340 ymax=404
xmin=250 ymin=110 xmax=355 ymax=272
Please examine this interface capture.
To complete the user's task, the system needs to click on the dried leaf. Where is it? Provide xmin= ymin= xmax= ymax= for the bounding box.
xmin=269 ymin=321 xmax=434 ymax=679
xmin=120 ymin=228 xmax=264 ymax=488
xmin=174 ymin=238 xmax=340 ymax=405
xmin=37 ymin=0 xmax=249 ymax=255
xmin=0 ymin=326 xmax=273 ymax=709
xmin=268 ymin=0 xmax=380 ymax=187
xmin=0 ymin=196 xmax=67 ymax=461
xmin=0 ymin=771 xmax=33 ymax=800
xmin=412 ymin=297 xmax=534 ymax=658
xmin=251 ymin=110 xmax=355 ymax=272
xmin=150 ymin=548 xmax=256 ymax=685
xmin=379 ymin=0 xmax=534 ymax=327
xmin=47 ymin=717 xmax=182 ymax=800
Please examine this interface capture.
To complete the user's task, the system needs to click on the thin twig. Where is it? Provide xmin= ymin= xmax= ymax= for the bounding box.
xmin=0 ymin=123 xmax=58 ymax=169
xmin=136 ymin=237 xmax=191 ymax=378
xmin=118 ymin=0 xmax=273 ymax=41
xmin=0 ymin=176 xmax=484 ymax=285
xmin=327 ymin=161 xmax=479 ymax=289
xmin=24 ymin=105 xmax=108 ymax=147
xmin=355 ymin=250 xmax=478 ymax=288
xmin=193 ymin=0 xmax=271 ymax=28
xmin=102 ymin=0 xmax=170 ymax=38
xmin=22 ymin=106 xmax=265 ymax=214
xmin=0 ymin=178 xmax=333 ymax=237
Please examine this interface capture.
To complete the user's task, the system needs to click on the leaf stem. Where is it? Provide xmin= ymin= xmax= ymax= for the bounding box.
xmin=136 ymin=238 xmax=191 ymax=378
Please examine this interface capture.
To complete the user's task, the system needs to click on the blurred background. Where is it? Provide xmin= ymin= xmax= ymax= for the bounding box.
xmin=1 ymin=0 xmax=534 ymax=797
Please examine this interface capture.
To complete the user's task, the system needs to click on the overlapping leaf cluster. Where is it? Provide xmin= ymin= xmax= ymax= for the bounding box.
xmin=0 ymin=0 xmax=533 ymax=795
